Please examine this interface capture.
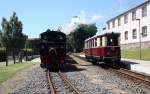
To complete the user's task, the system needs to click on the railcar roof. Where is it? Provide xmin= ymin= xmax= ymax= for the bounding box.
xmin=85 ymin=32 xmax=120 ymax=41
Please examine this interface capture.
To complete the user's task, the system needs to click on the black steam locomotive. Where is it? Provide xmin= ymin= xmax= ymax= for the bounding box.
xmin=40 ymin=29 xmax=66 ymax=69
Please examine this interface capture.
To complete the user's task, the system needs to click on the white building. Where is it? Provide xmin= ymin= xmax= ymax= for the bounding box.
xmin=106 ymin=0 xmax=150 ymax=49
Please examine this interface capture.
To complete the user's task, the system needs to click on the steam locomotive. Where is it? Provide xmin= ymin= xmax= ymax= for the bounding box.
xmin=40 ymin=29 xmax=66 ymax=69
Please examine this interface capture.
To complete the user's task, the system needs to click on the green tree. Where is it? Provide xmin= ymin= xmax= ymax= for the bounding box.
xmin=1 ymin=18 xmax=10 ymax=66
xmin=1 ymin=12 xmax=26 ymax=65
xmin=66 ymin=32 xmax=75 ymax=52
xmin=0 ymin=30 xmax=2 ymax=47
xmin=67 ymin=23 xmax=97 ymax=52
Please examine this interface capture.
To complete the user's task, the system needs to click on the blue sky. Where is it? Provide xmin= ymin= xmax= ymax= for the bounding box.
xmin=0 ymin=0 xmax=144 ymax=38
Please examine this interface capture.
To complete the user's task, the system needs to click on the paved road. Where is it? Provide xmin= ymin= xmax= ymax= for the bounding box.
xmin=0 ymin=55 xmax=40 ymax=67
xmin=121 ymin=58 xmax=150 ymax=75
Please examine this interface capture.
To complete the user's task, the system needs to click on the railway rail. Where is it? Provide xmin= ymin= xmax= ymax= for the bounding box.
xmin=47 ymin=70 xmax=81 ymax=94
xmin=47 ymin=70 xmax=56 ymax=94
xmin=113 ymin=68 xmax=150 ymax=86
xmin=73 ymin=54 xmax=150 ymax=86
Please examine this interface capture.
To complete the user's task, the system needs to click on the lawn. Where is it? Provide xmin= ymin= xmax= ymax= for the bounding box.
xmin=121 ymin=48 xmax=150 ymax=60
xmin=0 ymin=63 xmax=36 ymax=84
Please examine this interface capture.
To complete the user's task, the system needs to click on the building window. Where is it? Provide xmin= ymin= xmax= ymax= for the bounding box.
xmin=118 ymin=17 xmax=121 ymax=26
xmin=112 ymin=20 xmax=115 ymax=28
xmin=142 ymin=5 xmax=147 ymax=17
xmin=108 ymin=22 xmax=110 ymax=30
xmin=125 ymin=31 xmax=128 ymax=40
xmin=142 ymin=26 xmax=147 ymax=38
xmin=124 ymin=14 xmax=128 ymax=24
xmin=132 ymin=29 xmax=137 ymax=39
xmin=132 ymin=10 xmax=136 ymax=21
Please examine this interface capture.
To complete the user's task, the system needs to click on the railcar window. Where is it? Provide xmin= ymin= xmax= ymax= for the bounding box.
xmin=107 ymin=37 xmax=119 ymax=46
xmin=100 ymin=37 xmax=102 ymax=46
xmin=90 ymin=41 xmax=91 ymax=48
xmin=86 ymin=42 xmax=87 ymax=48
xmin=93 ymin=40 xmax=94 ymax=47
xmin=95 ymin=39 xmax=97 ymax=47
xmin=85 ymin=42 xmax=87 ymax=48
xmin=91 ymin=40 xmax=92 ymax=47
xmin=102 ymin=37 xmax=106 ymax=46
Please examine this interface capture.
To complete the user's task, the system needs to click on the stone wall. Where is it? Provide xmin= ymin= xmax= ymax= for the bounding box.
xmin=121 ymin=41 xmax=150 ymax=49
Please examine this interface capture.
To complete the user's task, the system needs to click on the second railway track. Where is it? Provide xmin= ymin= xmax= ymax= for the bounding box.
xmin=73 ymin=54 xmax=150 ymax=86
xmin=112 ymin=68 xmax=150 ymax=86
xmin=47 ymin=70 xmax=81 ymax=94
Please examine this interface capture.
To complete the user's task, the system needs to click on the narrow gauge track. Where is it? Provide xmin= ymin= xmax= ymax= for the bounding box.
xmin=47 ymin=70 xmax=56 ymax=94
xmin=73 ymin=54 xmax=150 ymax=86
xmin=47 ymin=70 xmax=81 ymax=94
xmin=112 ymin=68 xmax=150 ymax=86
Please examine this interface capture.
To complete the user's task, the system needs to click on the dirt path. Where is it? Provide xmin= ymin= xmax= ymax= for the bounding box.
xmin=0 ymin=63 xmax=40 ymax=94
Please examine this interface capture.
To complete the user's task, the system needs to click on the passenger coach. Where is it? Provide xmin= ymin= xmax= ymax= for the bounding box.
xmin=84 ymin=32 xmax=121 ymax=66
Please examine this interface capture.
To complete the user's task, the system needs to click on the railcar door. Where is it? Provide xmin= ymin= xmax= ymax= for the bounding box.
xmin=104 ymin=35 xmax=121 ymax=62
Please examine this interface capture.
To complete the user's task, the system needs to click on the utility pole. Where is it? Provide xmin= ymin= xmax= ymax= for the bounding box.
xmin=136 ymin=19 xmax=142 ymax=60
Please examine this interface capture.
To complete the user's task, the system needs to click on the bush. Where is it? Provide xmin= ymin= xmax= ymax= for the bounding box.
xmin=22 ymin=48 xmax=33 ymax=56
xmin=22 ymin=48 xmax=33 ymax=52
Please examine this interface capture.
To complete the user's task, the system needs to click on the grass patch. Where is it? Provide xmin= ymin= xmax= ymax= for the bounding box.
xmin=121 ymin=48 xmax=150 ymax=60
xmin=0 ymin=62 xmax=37 ymax=84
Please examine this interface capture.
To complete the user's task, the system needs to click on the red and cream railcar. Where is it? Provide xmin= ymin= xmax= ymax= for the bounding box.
xmin=84 ymin=32 xmax=121 ymax=66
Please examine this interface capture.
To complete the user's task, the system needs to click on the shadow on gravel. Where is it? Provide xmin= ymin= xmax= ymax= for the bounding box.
xmin=65 ymin=55 xmax=78 ymax=64
xmin=61 ymin=63 xmax=86 ymax=72
xmin=98 ymin=63 xmax=110 ymax=69
xmin=72 ymin=54 xmax=136 ymax=70
xmin=60 ymin=55 xmax=86 ymax=72
xmin=65 ymin=54 xmax=140 ymax=72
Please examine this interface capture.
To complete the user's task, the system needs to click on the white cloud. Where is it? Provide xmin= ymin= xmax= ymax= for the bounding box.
xmin=62 ymin=16 xmax=79 ymax=34
xmin=62 ymin=10 xmax=102 ymax=34
xmin=90 ymin=14 xmax=102 ymax=23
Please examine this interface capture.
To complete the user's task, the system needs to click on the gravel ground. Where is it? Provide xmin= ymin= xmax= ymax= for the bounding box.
xmin=67 ymin=55 xmax=150 ymax=94
xmin=11 ymin=67 xmax=49 ymax=94
xmin=66 ymin=72 xmax=113 ymax=94
xmin=7 ymin=55 xmax=150 ymax=94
